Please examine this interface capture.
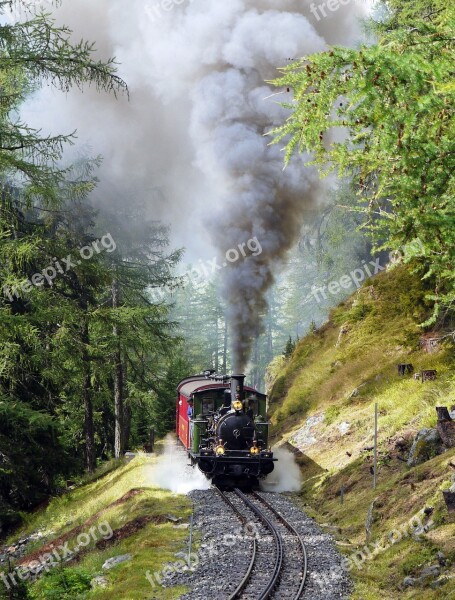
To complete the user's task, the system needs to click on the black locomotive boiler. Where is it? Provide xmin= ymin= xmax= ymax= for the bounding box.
xmin=176 ymin=372 xmax=275 ymax=488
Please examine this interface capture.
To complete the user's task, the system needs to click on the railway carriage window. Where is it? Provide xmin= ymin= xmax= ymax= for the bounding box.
xmin=202 ymin=397 xmax=215 ymax=414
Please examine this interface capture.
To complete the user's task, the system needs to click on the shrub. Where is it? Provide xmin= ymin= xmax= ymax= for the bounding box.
xmin=30 ymin=568 xmax=92 ymax=600
xmin=325 ymin=406 xmax=341 ymax=425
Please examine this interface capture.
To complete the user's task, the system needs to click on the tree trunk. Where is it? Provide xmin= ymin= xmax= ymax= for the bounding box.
xmin=101 ymin=400 xmax=111 ymax=460
xmin=82 ymin=321 xmax=95 ymax=473
xmin=222 ymin=318 xmax=228 ymax=373
xmin=266 ymin=315 xmax=273 ymax=364
xmin=253 ymin=337 xmax=259 ymax=390
xmin=214 ymin=314 xmax=219 ymax=372
xmin=112 ymin=278 xmax=124 ymax=459
xmin=123 ymin=401 xmax=132 ymax=451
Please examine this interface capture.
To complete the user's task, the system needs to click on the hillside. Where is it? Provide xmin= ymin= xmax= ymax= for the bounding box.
xmin=0 ymin=454 xmax=192 ymax=600
xmin=268 ymin=265 xmax=455 ymax=599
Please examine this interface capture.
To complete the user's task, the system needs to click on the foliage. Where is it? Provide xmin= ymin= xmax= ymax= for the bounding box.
xmin=0 ymin=577 xmax=31 ymax=599
xmin=268 ymin=265 xmax=439 ymax=429
xmin=169 ymin=278 xmax=229 ymax=373
xmin=0 ymin=2 xmax=127 ymax=208
xmin=271 ymin=1 xmax=455 ymax=324
xmin=30 ymin=568 xmax=92 ymax=600
xmin=12 ymin=456 xmax=191 ymax=600
xmin=0 ymin=1 xmax=186 ymax=528
xmin=284 ymin=336 xmax=296 ymax=359
xmin=0 ymin=398 xmax=69 ymax=514
xmin=269 ymin=263 xmax=455 ymax=600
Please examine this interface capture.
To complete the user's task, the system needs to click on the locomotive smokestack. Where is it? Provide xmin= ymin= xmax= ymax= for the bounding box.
xmin=231 ymin=374 xmax=246 ymax=404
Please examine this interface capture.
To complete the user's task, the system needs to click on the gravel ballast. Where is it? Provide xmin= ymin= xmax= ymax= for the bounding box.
xmin=158 ymin=488 xmax=351 ymax=600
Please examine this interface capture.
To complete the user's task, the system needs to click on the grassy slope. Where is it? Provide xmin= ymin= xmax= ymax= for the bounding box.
xmin=269 ymin=265 xmax=455 ymax=599
xmin=2 ymin=455 xmax=191 ymax=600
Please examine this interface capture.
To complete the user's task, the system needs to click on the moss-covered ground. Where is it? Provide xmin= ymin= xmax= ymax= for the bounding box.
xmin=269 ymin=266 xmax=455 ymax=599
xmin=1 ymin=454 xmax=192 ymax=600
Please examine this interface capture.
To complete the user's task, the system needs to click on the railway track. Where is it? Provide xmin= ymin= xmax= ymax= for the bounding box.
xmin=217 ymin=488 xmax=308 ymax=600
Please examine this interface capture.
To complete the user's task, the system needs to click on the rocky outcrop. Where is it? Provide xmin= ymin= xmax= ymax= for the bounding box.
xmin=403 ymin=564 xmax=442 ymax=588
xmin=102 ymin=554 xmax=132 ymax=570
xmin=407 ymin=429 xmax=444 ymax=467
xmin=91 ymin=576 xmax=108 ymax=589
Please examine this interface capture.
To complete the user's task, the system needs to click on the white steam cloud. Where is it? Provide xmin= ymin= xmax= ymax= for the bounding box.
xmin=24 ymin=0 xmax=370 ymax=370
xmin=260 ymin=446 xmax=302 ymax=492
xmin=147 ymin=437 xmax=300 ymax=493
xmin=146 ymin=434 xmax=211 ymax=494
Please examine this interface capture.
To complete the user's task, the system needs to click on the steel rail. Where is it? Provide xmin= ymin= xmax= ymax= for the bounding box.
xmin=233 ymin=488 xmax=283 ymax=600
xmin=217 ymin=488 xmax=258 ymax=600
xmin=252 ymin=491 xmax=308 ymax=600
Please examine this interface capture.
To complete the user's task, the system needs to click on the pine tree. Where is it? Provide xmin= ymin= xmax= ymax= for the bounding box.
xmin=0 ymin=0 xmax=127 ymax=507
xmin=271 ymin=1 xmax=454 ymax=323
xmin=284 ymin=336 xmax=295 ymax=359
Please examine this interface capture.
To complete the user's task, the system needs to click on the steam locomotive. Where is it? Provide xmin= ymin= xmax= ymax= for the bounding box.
xmin=176 ymin=371 xmax=275 ymax=488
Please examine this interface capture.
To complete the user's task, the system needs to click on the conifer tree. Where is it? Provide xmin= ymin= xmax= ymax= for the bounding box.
xmin=271 ymin=0 xmax=454 ymax=323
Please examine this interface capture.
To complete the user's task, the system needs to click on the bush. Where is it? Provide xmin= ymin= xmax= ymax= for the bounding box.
xmin=0 ymin=578 xmax=31 ymax=599
xmin=29 ymin=568 xmax=92 ymax=600
xmin=325 ymin=406 xmax=341 ymax=425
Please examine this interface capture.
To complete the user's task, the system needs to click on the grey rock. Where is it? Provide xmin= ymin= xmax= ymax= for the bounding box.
xmin=338 ymin=422 xmax=351 ymax=435
xmin=320 ymin=524 xmax=342 ymax=534
xmin=102 ymin=554 xmax=132 ymax=570
xmin=91 ymin=575 xmax=109 ymax=589
xmin=166 ymin=514 xmax=180 ymax=523
xmin=407 ymin=429 xmax=443 ymax=466
xmin=292 ymin=414 xmax=324 ymax=449
xmin=431 ymin=576 xmax=448 ymax=589
xmin=420 ymin=565 xmax=440 ymax=579
xmin=403 ymin=576 xmax=417 ymax=587
xmin=365 ymin=499 xmax=376 ymax=542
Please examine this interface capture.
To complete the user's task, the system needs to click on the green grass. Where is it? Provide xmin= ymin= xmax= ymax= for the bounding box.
xmin=3 ymin=454 xmax=192 ymax=600
xmin=269 ymin=265 xmax=455 ymax=599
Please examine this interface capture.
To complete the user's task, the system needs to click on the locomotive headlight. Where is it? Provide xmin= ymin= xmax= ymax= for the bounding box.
xmin=250 ymin=446 xmax=260 ymax=455
xmin=215 ymin=445 xmax=225 ymax=456
xmin=233 ymin=400 xmax=243 ymax=412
